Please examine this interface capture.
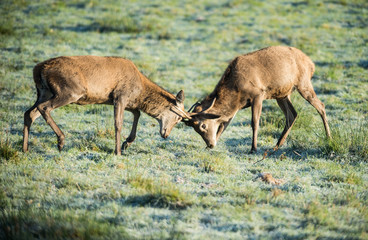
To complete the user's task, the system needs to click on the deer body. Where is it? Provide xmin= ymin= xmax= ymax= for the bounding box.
xmin=23 ymin=56 xmax=187 ymax=155
xmin=187 ymin=46 xmax=331 ymax=152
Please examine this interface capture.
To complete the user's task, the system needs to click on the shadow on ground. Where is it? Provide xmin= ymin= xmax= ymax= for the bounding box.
xmin=224 ymin=136 xmax=325 ymax=160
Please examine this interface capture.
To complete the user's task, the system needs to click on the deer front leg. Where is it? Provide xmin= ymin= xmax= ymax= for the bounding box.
xmin=114 ymin=98 xmax=126 ymax=155
xmin=250 ymin=96 xmax=263 ymax=153
xmin=122 ymin=110 xmax=140 ymax=151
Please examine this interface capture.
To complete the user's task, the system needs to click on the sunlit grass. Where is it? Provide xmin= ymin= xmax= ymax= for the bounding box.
xmin=321 ymin=119 xmax=368 ymax=161
xmin=0 ymin=0 xmax=367 ymax=239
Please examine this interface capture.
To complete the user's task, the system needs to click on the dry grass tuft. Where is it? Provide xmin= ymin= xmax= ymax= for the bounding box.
xmin=257 ymin=173 xmax=286 ymax=186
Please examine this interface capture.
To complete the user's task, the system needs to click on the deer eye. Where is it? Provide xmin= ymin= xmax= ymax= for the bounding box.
xmin=201 ymin=123 xmax=207 ymax=130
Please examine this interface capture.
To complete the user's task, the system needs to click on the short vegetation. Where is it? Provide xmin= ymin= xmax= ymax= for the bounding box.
xmin=0 ymin=0 xmax=367 ymax=239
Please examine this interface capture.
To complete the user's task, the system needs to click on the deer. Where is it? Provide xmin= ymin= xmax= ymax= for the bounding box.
xmin=23 ymin=56 xmax=191 ymax=155
xmin=184 ymin=46 xmax=331 ymax=153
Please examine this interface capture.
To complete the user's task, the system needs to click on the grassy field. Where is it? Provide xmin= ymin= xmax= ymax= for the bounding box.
xmin=1 ymin=0 xmax=368 ymax=239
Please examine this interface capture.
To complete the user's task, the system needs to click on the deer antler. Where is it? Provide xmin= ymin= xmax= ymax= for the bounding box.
xmin=188 ymin=102 xmax=201 ymax=113
xmin=171 ymin=105 xmax=192 ymax=119
xmin=202 ymin=98 xmax=216 ymax=113
xmin=188 ymin=98 xmax=216 ymax=114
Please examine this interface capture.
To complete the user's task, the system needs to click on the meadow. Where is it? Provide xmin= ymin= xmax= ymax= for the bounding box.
xmin=0 ymin=0 xmax=367 ymax=239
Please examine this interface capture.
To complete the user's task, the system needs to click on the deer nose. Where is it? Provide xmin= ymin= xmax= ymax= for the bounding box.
xmin=161 ymin=128 xmax=169 ymax=138
xmin=207 ymin=143 xmax=215 ymax=149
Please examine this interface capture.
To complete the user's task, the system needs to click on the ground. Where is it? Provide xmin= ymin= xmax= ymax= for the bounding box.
xmin=0 ymin=0 xmax=367 ymax=239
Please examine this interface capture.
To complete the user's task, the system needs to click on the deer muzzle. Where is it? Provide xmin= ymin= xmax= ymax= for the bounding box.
xmin=161 ymin=128 xmax=169 ymax=139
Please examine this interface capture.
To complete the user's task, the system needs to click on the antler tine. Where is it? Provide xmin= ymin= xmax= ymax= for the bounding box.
xmin=172 ymin=105 xmax=192 ymax=119
xmin=202 ymin=97 xmax=216 ymax=113
xmin=188 ymin=102 xmax=201 ymax=113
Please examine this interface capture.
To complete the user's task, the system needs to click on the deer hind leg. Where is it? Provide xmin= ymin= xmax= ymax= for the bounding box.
xmin=114 ymin=98 xmax=128 ymax=156
xmin=37 ymin=95 xmax=80 ymax=151
xmin=250 ymin=96 xmax=263 ymax=153
xmin=23 ymin=88 xmax=53 ymax=152
xmin=23 ymin=101 xmax=42 ymax=152
xmin=275 ymin=96 xmax=298 ymax=150
xmin=122 ymin=110 xmax=140 ymax=151
xmin=297 ymin=82 xmax=331 ymax=139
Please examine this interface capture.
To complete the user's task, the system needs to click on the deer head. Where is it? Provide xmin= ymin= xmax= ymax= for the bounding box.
xmin=183 ymin=98 xmax=225 ymax=148
xmin=159 ymin=90 xmax=190 ymax=138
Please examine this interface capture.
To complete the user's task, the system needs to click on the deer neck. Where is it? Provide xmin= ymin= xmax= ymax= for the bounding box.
xmin=139 ymin=76 xmax=175 ymax=119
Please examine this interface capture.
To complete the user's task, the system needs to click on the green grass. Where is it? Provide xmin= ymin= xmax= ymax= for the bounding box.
xmin=1 ymin=0 xmax=368 ymax=239
xmin=322 ymin=119 xmax=368 ymax=160
xmin=0 ymin=133 xmax=19 ymax=162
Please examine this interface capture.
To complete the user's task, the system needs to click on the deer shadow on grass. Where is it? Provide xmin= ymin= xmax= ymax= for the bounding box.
xmin=64 ymin=130 xmax=114 ymax=153
xmin=123 ymin=195 xmax=191 ymax=210
xmin=223 ymin=135 xmax=325 ymax=160
xmin=23 ymin=128 xmax=114 ymax=154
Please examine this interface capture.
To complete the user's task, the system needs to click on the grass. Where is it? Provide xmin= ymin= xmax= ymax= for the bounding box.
xmin=126 ymin=174 xmax=194 ymax=209
xmin=0 ymin=134 xmax=18 ymax=162
xmin=322 ymin=119 xmax=368 ymax=160
xmin=1 ymin=0 xmax=368 ymax=239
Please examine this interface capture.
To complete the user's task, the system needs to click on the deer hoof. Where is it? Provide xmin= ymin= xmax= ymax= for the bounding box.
xmin=57 ymin=142 xmax=64 ymax=152
xmin=23 ymin=145 xmax=28 ymax=153
xmin=57 ymin=144 xmax=63 ymax=152
xmin=249 ymin=148 xmax=257 ymax=154
xmin=122 ymin=141 xmax=131 ymax=151
xmin=57 ymin=135 xmax=65 ymax=152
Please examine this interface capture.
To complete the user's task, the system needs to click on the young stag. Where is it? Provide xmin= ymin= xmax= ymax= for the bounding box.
xmin=23 ymin=56 xmax=190 ymax=155
xmin=185 ymin=46 xmax=331 ymax=152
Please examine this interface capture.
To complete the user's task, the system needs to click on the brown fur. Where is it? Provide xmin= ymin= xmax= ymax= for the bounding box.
xmin=187 ymin=46 xmax=331 ymax=152
xmin=23 ymin=56 xmax=186 ymax=155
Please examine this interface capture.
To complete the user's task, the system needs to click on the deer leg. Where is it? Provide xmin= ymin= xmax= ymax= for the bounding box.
xmin=23 ymin=103 xmax=41 ymax=152
xmin=37 ymin=96 xmax=79 ymax=151
xmin=122 ymin=110 xmax=140 ymax=151
xmin=297 ymin=86 xmax=331 ymax=139
xmin=250 ymin=96 xmax=263 ymax=153
xmin=114 ymin=98 xmax=126 ymax=155
xmin=275 ymin=97 xmax=298 ymax=149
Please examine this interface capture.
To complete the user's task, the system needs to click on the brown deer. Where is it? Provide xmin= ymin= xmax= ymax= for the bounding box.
xmin=185 ymin=46 xmax=331 ymax=152
xmin=23 ymin=56 xmax=191 ymax=155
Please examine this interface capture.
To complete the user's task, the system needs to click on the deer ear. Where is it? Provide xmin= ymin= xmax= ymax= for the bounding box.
xmin=182 ymin=118 xmax=193 ymax=126
xmin=176 ymin=90 xmax=185 ymax=104
xmin=187 ymin=112 xmax=220 ymax=120
xmin=203 ymin=113 xmax=221 ymax=119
